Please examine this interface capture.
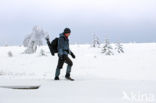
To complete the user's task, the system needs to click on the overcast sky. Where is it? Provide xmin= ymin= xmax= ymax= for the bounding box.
xmin=0 ymin=0 xmax=156 ymax=45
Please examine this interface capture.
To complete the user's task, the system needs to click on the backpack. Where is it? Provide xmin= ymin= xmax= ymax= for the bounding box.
xmin=47 ymin=38 xmax=58 ymax=56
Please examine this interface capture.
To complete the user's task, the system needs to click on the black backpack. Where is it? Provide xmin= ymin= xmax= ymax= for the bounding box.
xmin=47 ymin=38 xmax=58 ymax=56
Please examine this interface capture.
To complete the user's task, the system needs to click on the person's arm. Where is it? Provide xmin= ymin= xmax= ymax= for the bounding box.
xmin=58 ymin=37 xmax=64 ymax=57
xmin=69 ymin=49 xmax=75 ymax=59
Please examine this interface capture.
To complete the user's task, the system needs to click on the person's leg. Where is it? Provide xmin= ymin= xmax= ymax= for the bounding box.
xmin=55 ymin=68 xmax=60 ymax=79
xmin=64 ymin=56 xmax=73 ymax=77
xmin=55 ymin=57 xmax=65 ymax=80
xmin=66 ymin=65 xmax=71 ymax=76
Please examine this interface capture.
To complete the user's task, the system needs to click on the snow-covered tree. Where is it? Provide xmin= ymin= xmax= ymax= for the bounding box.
xmin=23 ymin=25 xmax=48 ymax=54
xmin=24 ymin=41 xmax=37 ymax=54
xmin=23 ymin=35 xmax=31 ymax=47
xmin=115 ymin=42 xmax=124 ymax=53
xmin=92 ymin=34 xmax=100 ymax=47
xmin=102 ymin=39 xmax=114 ymax=55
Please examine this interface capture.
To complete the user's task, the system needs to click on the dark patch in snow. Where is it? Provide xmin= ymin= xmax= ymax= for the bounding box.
xmin=0 ymin=85 xmax=40 ymax=90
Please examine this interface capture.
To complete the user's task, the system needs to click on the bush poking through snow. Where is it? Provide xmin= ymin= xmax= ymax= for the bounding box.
xmin=102 ymin=39 xmax=114 ymax=55
xmin=115 ymin=42 xmax=124 ymax=53
xmin=8 ymin=51 xmax=13 ymax=57
xmin=40 ymin=49 xmax=46 ymax=56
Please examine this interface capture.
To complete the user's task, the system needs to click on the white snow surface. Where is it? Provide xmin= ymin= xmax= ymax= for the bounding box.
xmin=0 ymin=43 xmax=156 ymax=103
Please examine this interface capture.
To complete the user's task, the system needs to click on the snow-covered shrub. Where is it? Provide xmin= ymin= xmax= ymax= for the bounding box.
xmin=91 ymin=34 xmax=100 ymax=48
xmin=40 ymin=49 xmax=46 ymax=56
xmin=8 ymin=51 xmax=13 ymax=57
xmin=102 ymin=39 xmax=114 ymax=55
xmin=115 ymin=42 xmax=124 ymax=53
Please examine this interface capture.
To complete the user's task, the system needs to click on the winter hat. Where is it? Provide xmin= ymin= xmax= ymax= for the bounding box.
xmin=64 ymin=28 xmax=71 ymax=34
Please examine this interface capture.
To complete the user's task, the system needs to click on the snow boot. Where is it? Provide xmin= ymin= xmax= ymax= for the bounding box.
xmin=54 ymin=76 xmax=59 ymax=80
xmin=65 ymin=73 xmax=74 ymax=81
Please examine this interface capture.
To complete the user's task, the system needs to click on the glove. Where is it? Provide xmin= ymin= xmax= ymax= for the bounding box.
xmin=45 ymin=37 xmax=49 ymax=41
xmin=45 ymin=35 xmax=50 ymax=41
xmin=71 ymin=52 xmax=76 ymax=59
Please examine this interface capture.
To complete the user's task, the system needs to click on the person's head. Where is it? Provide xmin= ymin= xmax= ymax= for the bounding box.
xmin=64 ymin=28 xmax=71 ymax=37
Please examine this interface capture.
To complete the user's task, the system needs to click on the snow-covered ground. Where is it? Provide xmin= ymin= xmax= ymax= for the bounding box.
xmin=0 ymin=43 xmax=156 ymax=103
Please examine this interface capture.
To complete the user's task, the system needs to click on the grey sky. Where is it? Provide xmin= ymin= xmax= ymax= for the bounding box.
xmin=0 ymin=0 xmax=156 ymax=45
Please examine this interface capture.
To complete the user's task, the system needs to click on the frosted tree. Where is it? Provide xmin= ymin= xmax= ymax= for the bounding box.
xmin=115 ymin=42 xmax=124 ymax=53
xmin=92 ymin=34 xmax=100 ymax=47
xmin=102 ymin=39 xmax=114 ymax=55
xmin=23 ymin=35 xmax=31 ymax=47
xmin=24 ymin=41 xmax=37 ymax=54
xmin=23 ymin=25 xmax=48 ymax=54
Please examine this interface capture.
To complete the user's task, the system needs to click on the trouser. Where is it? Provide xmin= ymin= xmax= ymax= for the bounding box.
xmin=55 ymin=55 xmax=73 ymax=77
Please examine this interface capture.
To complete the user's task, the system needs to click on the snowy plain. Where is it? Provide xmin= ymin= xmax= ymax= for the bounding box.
xmin=0 ymin=43 xmax=156 ymax=103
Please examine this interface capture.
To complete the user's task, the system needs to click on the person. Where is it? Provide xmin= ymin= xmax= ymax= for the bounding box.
xmin=55 ymin=28 xmax=76 ymax=80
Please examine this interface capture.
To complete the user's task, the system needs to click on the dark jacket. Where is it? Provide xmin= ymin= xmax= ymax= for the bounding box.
xmin=58 ymin=33 xmax=71 ymax=56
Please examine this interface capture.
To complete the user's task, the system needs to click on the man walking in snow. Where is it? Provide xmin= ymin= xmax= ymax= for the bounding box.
xmin=55 ymin=28 xmax=76 ymax=81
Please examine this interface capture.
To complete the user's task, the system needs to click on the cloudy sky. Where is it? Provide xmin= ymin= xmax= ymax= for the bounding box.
xmin=0 ymin=0 xmax=156 ymax=45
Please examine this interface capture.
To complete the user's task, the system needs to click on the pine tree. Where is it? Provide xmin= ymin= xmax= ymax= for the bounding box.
xmin=102 ymin=39 xmax=114 ymax=55
xmin=115 ymin=42 xmax=124 ymax=53
xmin=92 ymin=34 xmax=100 ymax=48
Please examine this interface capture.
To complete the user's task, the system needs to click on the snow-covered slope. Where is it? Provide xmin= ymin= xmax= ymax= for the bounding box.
xmin=0 ymin=43 xmax=156 ymax=103
xmin=0 ymin=43 xmax=156 ymax=80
